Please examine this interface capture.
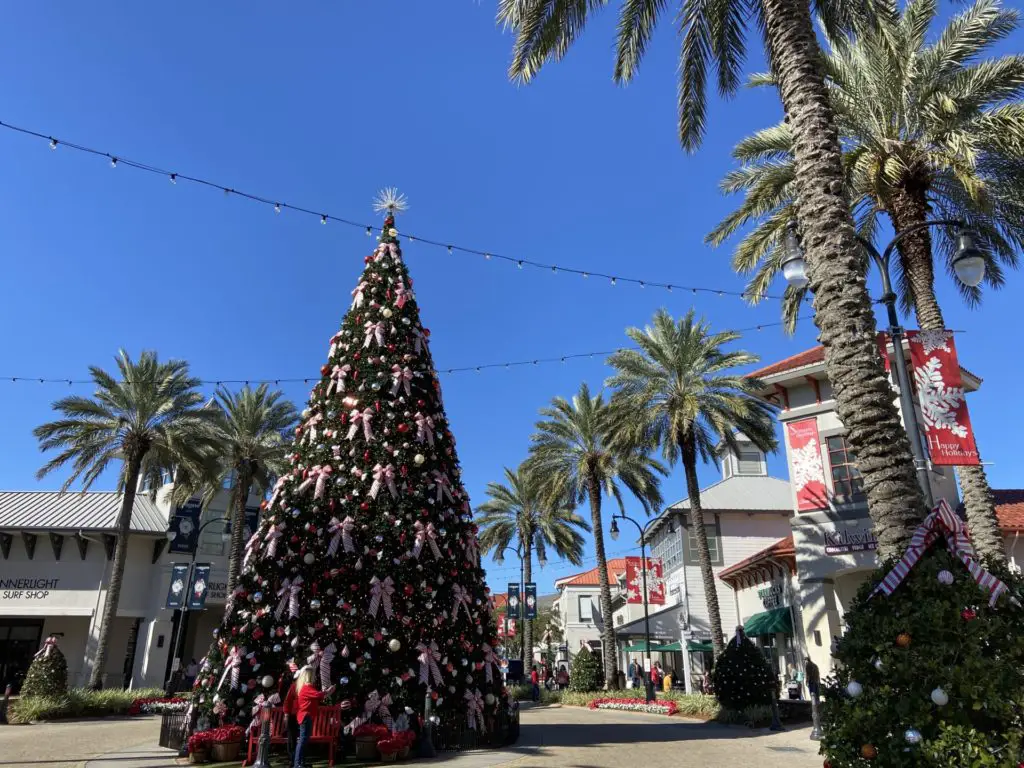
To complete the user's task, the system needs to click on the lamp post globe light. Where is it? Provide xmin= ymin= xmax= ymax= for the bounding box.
xmin=609 ymin=514 xmax=656 ymax=704
xmin=781 ymin=218 xmax=987 ymax=506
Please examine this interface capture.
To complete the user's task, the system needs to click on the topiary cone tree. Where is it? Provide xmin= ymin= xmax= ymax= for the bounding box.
xmin=20 ymin=635 xmax=68 ymax=698
xmin=192 ymin=191 xmax=504 ymax=734
xmin=568 ymin=646 xmax=600 ymax=693
xmin=821 ymin=502 xmax=1024 ymax=767
xmin=711 ymin=626 xmax=776 ymax=712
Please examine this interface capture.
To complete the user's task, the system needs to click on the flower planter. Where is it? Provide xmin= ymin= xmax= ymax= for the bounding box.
xmin=354 ymin=737 xmax=379 ymax=760
xmin=399 ymin=746 xmax=410 ymax=759
xmin=210 ymin=742 xmax=241 ymax=762
xmin=380 ymin=752 xmax=398 ymax=763
xmin=189 ymin=749 xmax=210 ymax=764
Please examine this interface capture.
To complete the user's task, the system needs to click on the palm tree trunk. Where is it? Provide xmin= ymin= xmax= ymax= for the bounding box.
xmin=888 ymin=187 xmax=1006 ymax=565
xmin=88 ymin=452 xmax=143 ymax=690
xmin=523 ymin=541 xmax=533 ymax=669
xmin=226 ymin=463 xmax=253 ymax=596
xmin=586 ymin=474 xmax=616 ymax=687
xmin=760 ymin=0 xmax=926 ymax=558
xmin=681 ymin=435 xmax=725 ymax=660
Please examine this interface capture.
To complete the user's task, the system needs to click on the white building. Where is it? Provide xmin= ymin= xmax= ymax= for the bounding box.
xmin=0 ymin=482 xmax=260 ymax=691
xmin=550 ymin=558 xmax=629 ymax=672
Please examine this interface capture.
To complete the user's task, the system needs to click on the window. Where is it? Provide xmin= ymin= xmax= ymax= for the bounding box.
xmin=651 ymin=524 xmax=684 ymax=572
xmin=827 ymin=436 xmax=865 ymax=503
xmin=736 ymin=450 xmax=762 ymax=475
xmin=578 ymin=595 xmax=594 ymax=623
xmin=686 ymin=523 xmax=722 ymax=566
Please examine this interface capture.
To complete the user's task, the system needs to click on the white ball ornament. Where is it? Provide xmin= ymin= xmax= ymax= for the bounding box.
xmin=383 ymin=308 xmax=393 ymax=318
xmin=937 ymin=570 xmax=954 ymax=585
xmin=389 ymin=639 xmax=402 ymax=652
xmin=414 ymin=454 xmax=426 ymax=465
xmin=237 ymin=697 xmax=246 ymax=706
xmin=846 ymin=680 xmax=863 ymax=698
xmin=304 ymin=552 xmax=316 ymax=565
xmin=904 ymin=728 xmax=922 ymax=745
xmin=485 ymin=693 xmax=496 ymax=705
xmin=262 ymin=675 xmax=275 ymax=688
xmin=931 ymin=687 xmax=949 ymax=706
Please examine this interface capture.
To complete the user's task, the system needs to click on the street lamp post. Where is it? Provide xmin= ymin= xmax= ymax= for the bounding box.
xmin=165 ymin=516 xmax=229 ymax=696
xmin=610 ymin=513 xmax=657 ymax=704
xmin=781 ymin=219 xmax=986 ymax=506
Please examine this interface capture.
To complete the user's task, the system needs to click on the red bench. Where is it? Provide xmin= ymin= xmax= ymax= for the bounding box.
xmin=244 ymin=705 xmax=344 ymax=767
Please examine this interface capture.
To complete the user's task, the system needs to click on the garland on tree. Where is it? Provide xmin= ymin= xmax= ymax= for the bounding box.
xmin=191 ymin=192 xmax=505 ymax=734
xmin=710 ymin=626 xmax=775 ymax=711
xmin=20 ymin=635 xmax=68 ymax=698
xmin=821 ymin=500 xmax=1024 ymax=767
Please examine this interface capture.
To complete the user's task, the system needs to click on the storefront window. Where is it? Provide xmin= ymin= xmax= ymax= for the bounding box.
xmin=827 ymin=436 xmax=866 ymax=503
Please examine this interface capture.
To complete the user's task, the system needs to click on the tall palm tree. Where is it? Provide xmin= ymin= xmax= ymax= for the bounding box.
xmin=528 ymin=382 xmax=667 ymax=684
xmin=34 ymin=351 xmax=223 ymax=689
xmin=606 ymin=309 xmax=777 ymax=658
xmin=476 ymin=464 xmax=590 ymax=667
xmin=498 ymin=0 xmax=930 ymax=558
xmin=708 ymin=0 xmax=1023 ymax=563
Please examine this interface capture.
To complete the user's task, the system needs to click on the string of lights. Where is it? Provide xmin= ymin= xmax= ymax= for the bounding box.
xmin=0 ymin=118 xmax=799 ymax=302
xmin=0 ymin=315 xmax=809 ymax=388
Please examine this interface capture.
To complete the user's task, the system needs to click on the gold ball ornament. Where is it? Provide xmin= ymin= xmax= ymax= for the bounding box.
xmin=860 ymin=743 xmax=878 ymax=759
xmin=896 ymin=632 xmax=912 ymax=648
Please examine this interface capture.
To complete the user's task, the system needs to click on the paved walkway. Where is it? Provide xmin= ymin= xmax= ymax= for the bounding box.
xmin=1 ymin=704 xmax=823 ymax=768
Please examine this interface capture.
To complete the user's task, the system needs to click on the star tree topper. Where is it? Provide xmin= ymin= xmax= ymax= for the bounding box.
xmin=373 ymin=187 xmax=409 ymax=215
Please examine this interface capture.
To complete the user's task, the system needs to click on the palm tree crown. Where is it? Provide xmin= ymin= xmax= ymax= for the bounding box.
xmin=709 ymin=0 xmax=1024 ymax=330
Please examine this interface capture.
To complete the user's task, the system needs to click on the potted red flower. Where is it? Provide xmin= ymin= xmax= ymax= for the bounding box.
xmin=207 ymin=724 xmax=245 ymax=762
xmin=353 ymin=724 xmax=389 ymax=760
xmin=187 ymin=731 xmax=214 ymax=764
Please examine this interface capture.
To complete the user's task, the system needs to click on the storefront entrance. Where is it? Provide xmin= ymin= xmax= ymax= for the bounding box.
xmin=0 ymin=619 xmax=44 ymax=693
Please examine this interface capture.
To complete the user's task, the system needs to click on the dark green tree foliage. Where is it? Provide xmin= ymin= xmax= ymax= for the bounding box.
xmin=568 ymin=646 xmax=600 ymax=693
xmin=711 ymin=628 xmax=774 ymax=711
xmin=821 ymin=547 xmax=1024 ymax=767
xmin=192 ymin=209 xmax=504 ymax=730
xmin=21 ymin=636 xmax=68 ymax=698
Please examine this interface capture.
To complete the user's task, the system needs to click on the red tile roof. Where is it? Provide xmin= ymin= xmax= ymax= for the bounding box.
xmin=491 ymin=593 xmax=508 ymax=611
xmin=751 ymin=343 xmax=982 ymax=383
xmin=556 ymin=558 xmax=629 ymax=587
xmin=995 ymin=490 xmax=1024 ymax=532
xmin=718 ymin=536 xmax=796 ymax=587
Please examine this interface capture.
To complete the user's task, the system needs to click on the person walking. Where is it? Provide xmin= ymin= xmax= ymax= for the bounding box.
xmin=556 ymin=665 xmax=569 ymax=691
xmin=543 ymin=665 xmax=553 ymax=691
xmin=183 ymin=658 xmax=198 ymax=690
xmin=529 ymin=665 xmax=540 ymax=702
xmin=293 ymin=668 xmax=334 ymax=768
xmin=628 ymin=658 xmax=639 ymax=690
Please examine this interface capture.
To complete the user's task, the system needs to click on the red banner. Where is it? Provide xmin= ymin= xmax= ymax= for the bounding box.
xmin=625 ymin=557 xmax=665 ymax=605
xmin=907 ymin=331 xmax=979 ymax=466
xmin=786 ymin=418 xmax=828 ymax=511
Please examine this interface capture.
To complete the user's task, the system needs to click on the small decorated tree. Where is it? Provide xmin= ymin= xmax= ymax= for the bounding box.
xmin=711 ymin=627 xmax=775 ymax=711
xmin=568 ymin=646 xmax=600 ymax=692
xmin=821 ymin=502 xmax=1024 ymax=767
xmin=21 ymin=636 xmax=68 ymax=698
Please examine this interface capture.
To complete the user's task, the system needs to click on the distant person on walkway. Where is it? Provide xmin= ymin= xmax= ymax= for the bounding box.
xmin=183 ymin=658 xmax=198 ymax=690
xmin=628 ymin=658 xmax=640 ymax=689
xmin=543 ymin=665 xmax=554 ymax=691
xmin=293 ymin=667 xmax=335 ymax=768
xmin=556 ymin=665 xmax=569 ymax=690
xmin=804 ymin=657 xmax=820 ymax=700
xmin=530 ymin=665 xmax=540 ymax=702
xmin=662 ymin=668 xmax=673 ymax=693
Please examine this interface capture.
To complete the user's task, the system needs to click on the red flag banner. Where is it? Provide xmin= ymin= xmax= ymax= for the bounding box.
xmin=786 ymin=418 xmax=829 ymax=511
xmin=625 ymin=556 xmax=666 ymax=605
xmin=906 ymin=331 xmax=980 ymax=466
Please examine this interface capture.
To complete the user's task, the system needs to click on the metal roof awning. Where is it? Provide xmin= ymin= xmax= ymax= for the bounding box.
xmin=742 ymin=606 xmax=793 ymax=637
xmin=686 ymin=640 xmax=714 ymax=652
xmin=623 ymin=640 xmax=671 ymax=653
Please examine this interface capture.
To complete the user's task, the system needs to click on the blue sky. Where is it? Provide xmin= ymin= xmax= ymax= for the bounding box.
xmin=0 ymin=3 xmax=1020 ymax=595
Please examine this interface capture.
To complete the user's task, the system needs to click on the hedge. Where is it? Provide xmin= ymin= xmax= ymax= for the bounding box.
xmin=8 ymin=687 xmax=167 ymax=723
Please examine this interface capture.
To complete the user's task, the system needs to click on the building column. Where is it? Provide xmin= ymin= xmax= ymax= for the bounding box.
xmin=796 ymin=577 xmax=841 ymax=678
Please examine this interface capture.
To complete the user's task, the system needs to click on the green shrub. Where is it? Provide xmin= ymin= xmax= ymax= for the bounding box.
xmin=8 ymin=687 xmax=166 ymax=723
xmin=711 ymin=629 xmax=775 ymax=711
xmin=20 ymin=638 xmax=68 ymax=699
xmin=508 ymin=684 xmax=562 ymax=704
xmin=821 ymin=548 xmax=1024 ymax=767
xmin=568 ymin=646 xmax=601 ymax=692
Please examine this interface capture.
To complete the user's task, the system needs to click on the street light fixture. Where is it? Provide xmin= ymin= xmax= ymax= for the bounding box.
xmin=612 ymin=512 xmax=657 ymax=704
xmin=781 ymin=218 xmax=987 ymax=506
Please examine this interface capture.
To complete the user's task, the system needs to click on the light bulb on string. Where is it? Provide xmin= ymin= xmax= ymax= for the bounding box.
xmin=321 ymin=215 xmax=328 ymax=225
xmin=274 ymin=203 xmax=281 ymax=214
xmin=582 ymin=272 xmax=588 ymax=279
xmin=639 ymin=281 xmax=645 ymax=289
xmin=667 ymin=285 xmax=673 ymax=292
xmin=551 ymin=266 xmax=557 ymax=273
xmin=517 ymin=261 xmax=523 ymax=269
xmin=366 ymin=227 xmax=373 ymax=236
xmin=610 ymin=277 xmax=617 ymax=286
xmin=110 ymin=157 xmax=118 ymax=168
xmin=484 ymin=253 xmax=491 ymax=260
xmin=49 ymin=138 xmax=57 ymax=150
xmin=169 ymin=173 xmax=177 ymax=184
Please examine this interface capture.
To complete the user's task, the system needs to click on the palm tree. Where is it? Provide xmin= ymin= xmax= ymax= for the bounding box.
xmin=476 ymin=464 xmax=590 ymax=667
xmin=34 ymin=351 xmax=223 ymax=689
xmin=708 ymin=0 xmax=1023 ymax=563
xmin=605 ymin=309 xmax=777 ymax=658
xmin=498 ymin=0 xmax=930 ymax=558
xmin=528 ymin=382 xmax=666 ymax=684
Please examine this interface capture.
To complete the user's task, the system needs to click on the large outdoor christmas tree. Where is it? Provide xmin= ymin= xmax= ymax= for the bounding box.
xmin=192 ymin=191 xmax=503 ymax=733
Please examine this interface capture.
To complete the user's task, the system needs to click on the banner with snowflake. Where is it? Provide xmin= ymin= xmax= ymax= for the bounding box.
xmin=786 ymin=418 xmax=828 ymax=511
xmin=907 ymin=330 xmax=980 ymax=466
xmin=625 ymin=557 xmax=665 ymax=605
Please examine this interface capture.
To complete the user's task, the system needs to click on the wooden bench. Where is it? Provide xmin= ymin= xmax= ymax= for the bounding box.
xmin=244 ymin=705 xmax=344 ymax=767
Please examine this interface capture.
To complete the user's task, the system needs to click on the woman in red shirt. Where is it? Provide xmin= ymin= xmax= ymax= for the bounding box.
xmin=293 ymin=667 xmax=334 ymax=768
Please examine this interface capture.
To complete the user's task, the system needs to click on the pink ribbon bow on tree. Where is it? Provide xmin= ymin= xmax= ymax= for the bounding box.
xmin=275 ymin=577 xmax=303 ymax=619
xmin=871 ymin=499 xmax=1015 ymax=607
xmin=451 ymin=584 xmax=472 ymax=621
xmin=350 ymin=690 xmax=393 ymax=731
xmin=298 ymin=465 xmax=333 ymax=499
xmin=308 ymin=642 xmax=337 ymax=690
xmin=248 ymin=692 xmax=280 ymax=733
xmin=326 ymin=365 xmax=351 ymax=396
xmin=218 ymin=645 xmax=246 ymax=690
xmin=264 ymin=523 xmax=285 ymax=559
xmin=412 ymin=521 xmax=442 ymax=560
xmin=347 ymin=408 xmax=374 ymax=442
xmin=368 ymin=576 xmax=395 ymax=619
xmin=431 ymin=471 xmax=455 ymax=504
xmin=393 ymin=280 xmax=411 ymax=309
xmin=243 ymin=531 xmax=262 ymax=571
xmin=327 ymin=516 xmax=356 ymax=557
xmin=302 ymin=413 xmax=323 ymax=444
xmin=370 ymin=464 xmax=398 ymax=500
xmin=481 ymin=644 xmax=500 ymax=683
xmin=415 ymin=412 xmax=434 ymax=446
xmin=34 ymin=636 xmax=58 ymax=659
xmin=464 ymin=536 xmax=480 ymax=567
xmin=388 ymin=242 xmax=400 ymax=260
xmin=363 ymin=320 xmax=386 ymax=348
xmin=351 ymin=281 xmax=367 ymax=309
xmin=390 ymin=365 xmax=414 ymax=396
xmin=416 ymin=641 xmax=443 ymax=686
xmin=464 ymin=689 xmax=485 ymax=731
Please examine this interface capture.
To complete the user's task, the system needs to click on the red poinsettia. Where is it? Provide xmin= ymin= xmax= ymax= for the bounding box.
xmin=586 ymin=697 xmax=678 ymax=716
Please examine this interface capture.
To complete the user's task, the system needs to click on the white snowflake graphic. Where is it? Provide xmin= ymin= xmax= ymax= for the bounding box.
xmin=791 ymin=442 xmax=825 ymax=490
xmin=915 ymin=330 xmax=953 ymax=356
xmin=914 ymin=358 xmax=968 ymax=438
xmin=627 ymin=564 xmax=663 ymax=603
xmin=171 ymin=578 xmax=184 ymax=595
